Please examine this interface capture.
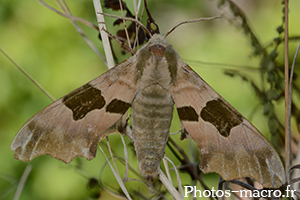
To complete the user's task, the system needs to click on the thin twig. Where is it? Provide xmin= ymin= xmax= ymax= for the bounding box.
xmin=158 ymin=169 xmax=183 ymax=200
xmin=290 ymin=45 xmax=300 ymax=191
xmin=38 ymin=0 xmax=105 ymax=63
xmin=118 ymin=0 xmax=132 ymax=48
xmin=164 ymin=156 xmax=184 ymax=197
xmin=162 ymin=156 xmax=172 ymax=183
xmin=289 ymin=44 xmax=300 ymax=134
xmin=98 ymin=13 xmax=151 ymax=37
xmin=60 ymin=0 xmax=106 ymax=62
xmin=284 ymin=0 xmax=291 ymax=175
xmin=0 ymin=47 xmax=55 ymax=101
xmin=120 ymin=134 xmax=129 ymax=182
xmin=13 ymin=165 xmax=32 ymax=200
xmin=99 ymin=145 xmax=132 ymax=200
xmin=101 ymin=28 xmax=136 ymax=55
xmin=133 ymin=0 xmax=144 ymax=50
xmin=97 ymin=156 xmax=132 ymax=199
xmin=106 ymin=137 xmax=121 ymax=178
xmin=183 ymin=58 xmax=260 ymax=72
xmin=38 ymin=0 xmax=98 ymax=30
xmin=99 ymin=142 xmax=145 ymax=182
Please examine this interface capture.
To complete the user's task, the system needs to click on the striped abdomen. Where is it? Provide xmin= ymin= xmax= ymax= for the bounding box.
xmin=131 ymin=83 xmax=174 ymax=182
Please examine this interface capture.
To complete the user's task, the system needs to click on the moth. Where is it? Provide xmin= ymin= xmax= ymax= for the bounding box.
xmin=11 ymin=32 xmax=285 ymax=188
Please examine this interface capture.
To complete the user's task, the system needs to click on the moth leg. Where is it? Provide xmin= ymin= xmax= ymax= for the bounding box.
xmin=125 ymin=126 xmax=134 ymax=143
xmin=122 ymin=113 xmax=134 ymax=142
xmin=179 ymin=123 xmax=192 ymax=140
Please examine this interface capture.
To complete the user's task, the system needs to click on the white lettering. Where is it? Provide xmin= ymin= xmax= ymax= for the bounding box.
xmin=225 ymin=190 xmax=231 ymax=197
xmin=215 ymin=190 xmax=224 ymax=197
xmin=273 ymin=190 xmax=281 ymax=198
xmin=253 ymin=190 xmax=260 ymax=198
xmin=183 ymin=185 xmax=287 ymax=198
xmin=211 ymin=187 xmax=216 ymax=197
xmin=194 ymin=186 xmax=202 ymax=197
xmin=203 ymin=190 xmax=211 ymax=197
xmin=184 ymin=186 xmax=193 ymax=197
xmin=240 ymin=190 xmax=252 ymax=197
xmin=261 ymin=190 xmax=268 ymax=198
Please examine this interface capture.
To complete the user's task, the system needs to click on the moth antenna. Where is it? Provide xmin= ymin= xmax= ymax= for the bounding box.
xmin=164 ymin=16 xmax=222 ymax=38
xmin=98 ymin=12 xmax=152 ymax=38
xmin=101 ymin=27 xmax=136 ymax=55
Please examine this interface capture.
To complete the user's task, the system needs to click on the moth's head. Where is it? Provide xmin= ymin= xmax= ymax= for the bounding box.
xmin=142 ymin=34 xmax=174 ymax=60
xmin=147 ymin=34 xmax=169 ymax=47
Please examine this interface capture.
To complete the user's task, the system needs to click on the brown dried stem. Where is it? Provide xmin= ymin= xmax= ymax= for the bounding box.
xmin=284 ymin=0 xmax=291 ymax=175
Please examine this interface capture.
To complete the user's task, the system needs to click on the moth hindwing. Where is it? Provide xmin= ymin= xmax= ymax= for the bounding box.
xmin=11 ymin=34 xmax=285 ymax=188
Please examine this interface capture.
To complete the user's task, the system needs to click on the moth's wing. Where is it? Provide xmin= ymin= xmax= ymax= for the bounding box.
xmin=171 ymin=60 xmax=285 ymax=188
xmin=11 ymin=56 xmax=138 ymax=163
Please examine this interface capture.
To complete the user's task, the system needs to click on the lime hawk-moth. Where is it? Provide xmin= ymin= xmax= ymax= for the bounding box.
xmin=11 ymin=32 xmax=285 ymax=188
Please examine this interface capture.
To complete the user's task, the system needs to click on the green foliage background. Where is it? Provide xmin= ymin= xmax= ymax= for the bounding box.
xmin=0 ymin=0 xmax=300 ymax=199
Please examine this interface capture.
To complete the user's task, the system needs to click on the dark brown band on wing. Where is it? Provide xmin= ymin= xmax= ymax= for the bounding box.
xmin=177 ymin=106 xmax=199 ymax=122
xmin=63 ymin=84 xmax=106 ymax=121
xmin=106 ymin=98 xmax=131 ymax=115
xmin=200 ymin=98 xmax=243 ymax=137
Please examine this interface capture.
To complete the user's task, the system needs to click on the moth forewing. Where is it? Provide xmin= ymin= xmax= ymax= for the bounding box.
xmin=11 ymin=55 xmax=139 ymax=163
xmin=171 ymin=61 xmax=285 ymax=188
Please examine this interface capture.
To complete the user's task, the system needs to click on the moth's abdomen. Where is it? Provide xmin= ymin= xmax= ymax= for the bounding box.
xmin=132 ymin=85 xmax=174 ymax=182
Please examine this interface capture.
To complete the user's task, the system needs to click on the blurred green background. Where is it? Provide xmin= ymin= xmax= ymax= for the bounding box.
xmin=1 ymin=0 xmax=300 ymax=199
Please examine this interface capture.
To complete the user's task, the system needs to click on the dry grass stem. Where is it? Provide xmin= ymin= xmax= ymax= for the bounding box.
xmin=98 ymin=12 xmax=151 ymax=37
xmin=284 ymin=0 xmax=291 ymax=175
xmin=0 ymin=47 xmax=55 ymax=101
xmin=38 ymin=0 xmax=105 ymax=62
xmin=158 ymin=169 xmax=183 ymax=200
xmin=99 ymin=145 xmax=132 ymax=199
xmin=12 ymin=165 xmax=32 ymax=200
xmin=120 ymin=134 xmax=130 ymax=182
xmin=93 ymin=0 xmax=115 ymax=68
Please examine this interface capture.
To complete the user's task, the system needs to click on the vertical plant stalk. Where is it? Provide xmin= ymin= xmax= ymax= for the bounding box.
xmin=284 ymin=0 xmax=291 ymax=173
xmin=13 ymin=165 xmax=32 ymax=200
xmin=290 ymin=45 xmax=300 ymax=191
xmin=93 ymin=0 xmax=115 ymax=69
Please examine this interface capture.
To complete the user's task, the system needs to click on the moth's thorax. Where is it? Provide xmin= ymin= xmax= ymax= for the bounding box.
xmin=140 ymin=54 xmax=172 ymax=90
xmin=135 ymin=34 xmax=179 ymax=90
